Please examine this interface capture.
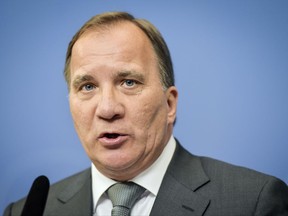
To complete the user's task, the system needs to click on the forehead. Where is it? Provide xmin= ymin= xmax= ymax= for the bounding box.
xmin=70 ymin=21 xmax=158 ymax=76
xmin=73 ymin=21 xmax=155 ymax=59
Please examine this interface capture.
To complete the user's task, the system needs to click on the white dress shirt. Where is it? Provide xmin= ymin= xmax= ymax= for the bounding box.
xmin=92 ymin=136 xmax=176 ymax=216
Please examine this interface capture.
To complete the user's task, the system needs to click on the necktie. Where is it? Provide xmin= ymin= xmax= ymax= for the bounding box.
xmin=107 ymin=182 xmax=145 ymax=216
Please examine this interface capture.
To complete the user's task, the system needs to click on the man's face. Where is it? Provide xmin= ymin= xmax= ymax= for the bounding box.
xmin=69 ymin=22 xmax=177 ymax=181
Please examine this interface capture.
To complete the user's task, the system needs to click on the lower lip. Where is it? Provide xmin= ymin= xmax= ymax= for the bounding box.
xmin=98 ymin=135 xmax=128 ymax=148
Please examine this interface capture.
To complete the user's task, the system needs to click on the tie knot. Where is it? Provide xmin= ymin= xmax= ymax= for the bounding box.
xmin=107 ymin=182 xmax=145 ymax=214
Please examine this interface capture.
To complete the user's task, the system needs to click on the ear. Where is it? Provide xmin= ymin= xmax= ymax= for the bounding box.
xmin=166 ymin=86 xmax=178 ymax=125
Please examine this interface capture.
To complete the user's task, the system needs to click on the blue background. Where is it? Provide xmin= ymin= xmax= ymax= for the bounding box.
xmin=1 ymin=0 xmax=287 ymax=213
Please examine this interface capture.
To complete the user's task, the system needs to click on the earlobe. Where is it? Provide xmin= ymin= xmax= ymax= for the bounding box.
xmin=166 ymin=86 xmax=178 ymax=124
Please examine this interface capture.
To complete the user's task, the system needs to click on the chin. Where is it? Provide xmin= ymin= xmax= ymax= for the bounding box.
xmin=104 ymin=156 xmax=141 ymax=174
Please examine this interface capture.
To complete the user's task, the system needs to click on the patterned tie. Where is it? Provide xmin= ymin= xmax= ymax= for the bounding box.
xmin=107 ymin=182 xmax=145 ymax=216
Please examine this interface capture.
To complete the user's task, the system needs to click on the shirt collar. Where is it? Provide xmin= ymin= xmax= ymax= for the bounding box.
xmin=91 ymin=135 xmax=176 ymax=210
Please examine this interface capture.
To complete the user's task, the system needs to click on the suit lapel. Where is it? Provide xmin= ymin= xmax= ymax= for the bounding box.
xmin=150 ymin=142 xmax=211 ymax=216
xmin=44 ymin=169 xmax=93 ymax=216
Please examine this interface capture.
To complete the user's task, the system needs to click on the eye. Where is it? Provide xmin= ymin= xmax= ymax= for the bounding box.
xmin=123 ymin=79 xmax=136 ymax=87
xmin=81 ymin=83 xmax=95 ymax=92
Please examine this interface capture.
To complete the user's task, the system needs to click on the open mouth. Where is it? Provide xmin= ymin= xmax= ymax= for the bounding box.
xmin=104 ymin=133 xmax=121 ymax=139
xmin=98 ymin=132 xmax=128 ymax=147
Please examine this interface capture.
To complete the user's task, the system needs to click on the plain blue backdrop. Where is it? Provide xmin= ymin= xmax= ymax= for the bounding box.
xmin=1 ymin=0 xmax=287 ymax=213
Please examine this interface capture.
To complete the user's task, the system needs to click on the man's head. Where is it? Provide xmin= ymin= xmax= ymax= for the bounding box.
xmin=64 ymin=12 xmax=174 ymax=91
xmin=66 ymin=12 xmax=178 ymax=181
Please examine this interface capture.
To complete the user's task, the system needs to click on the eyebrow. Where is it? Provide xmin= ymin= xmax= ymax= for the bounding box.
xmin=72 ymin=74 xmax=94 ymax=90
xmin=117 ymin=71 xmax=145 ymax=82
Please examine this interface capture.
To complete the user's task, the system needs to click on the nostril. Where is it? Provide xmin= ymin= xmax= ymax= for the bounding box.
xmin=96 ymin=99 xmax=125 ymax=121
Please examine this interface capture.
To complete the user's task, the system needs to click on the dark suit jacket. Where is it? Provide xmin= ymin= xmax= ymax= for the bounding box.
xmin=4 ymin=142 xmax=288 ymax=216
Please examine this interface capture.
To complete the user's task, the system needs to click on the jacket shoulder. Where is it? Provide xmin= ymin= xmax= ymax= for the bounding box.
xmin=169 ymin=143 xmax=288 ymax=214
xmin=4 ymin=168 xmax=91 ymax=216
xmin=198 ymin=156 xmax=288 ymax=214
xmin=199 ymin=156 xmax=273 ymax=181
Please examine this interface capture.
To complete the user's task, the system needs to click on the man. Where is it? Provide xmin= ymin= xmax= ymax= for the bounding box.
xmin=4 ymin=11 xmax=288 ymax=216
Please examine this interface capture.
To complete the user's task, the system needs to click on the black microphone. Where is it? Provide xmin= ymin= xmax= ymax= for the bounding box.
xmin=21 ymin=175 xmax=50 ymax=216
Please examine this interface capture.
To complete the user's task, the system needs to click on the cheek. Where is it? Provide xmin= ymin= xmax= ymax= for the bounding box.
xmin=132 ymin=101 xmax=169 ymax=160
xmin=132 ymin=96 xmax=168 ymax=132
xmin=69 ymin=100 xmax=94 ymax=135
xmin=70 ymin=101 xmax=82 ymax=126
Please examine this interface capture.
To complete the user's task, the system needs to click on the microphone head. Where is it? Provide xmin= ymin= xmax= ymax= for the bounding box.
xmin=21 ymin=175 xmax=50 ymax=216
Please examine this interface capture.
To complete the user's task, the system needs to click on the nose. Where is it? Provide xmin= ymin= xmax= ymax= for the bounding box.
xmin=95 ymin=87 xmax=125 ymax=121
